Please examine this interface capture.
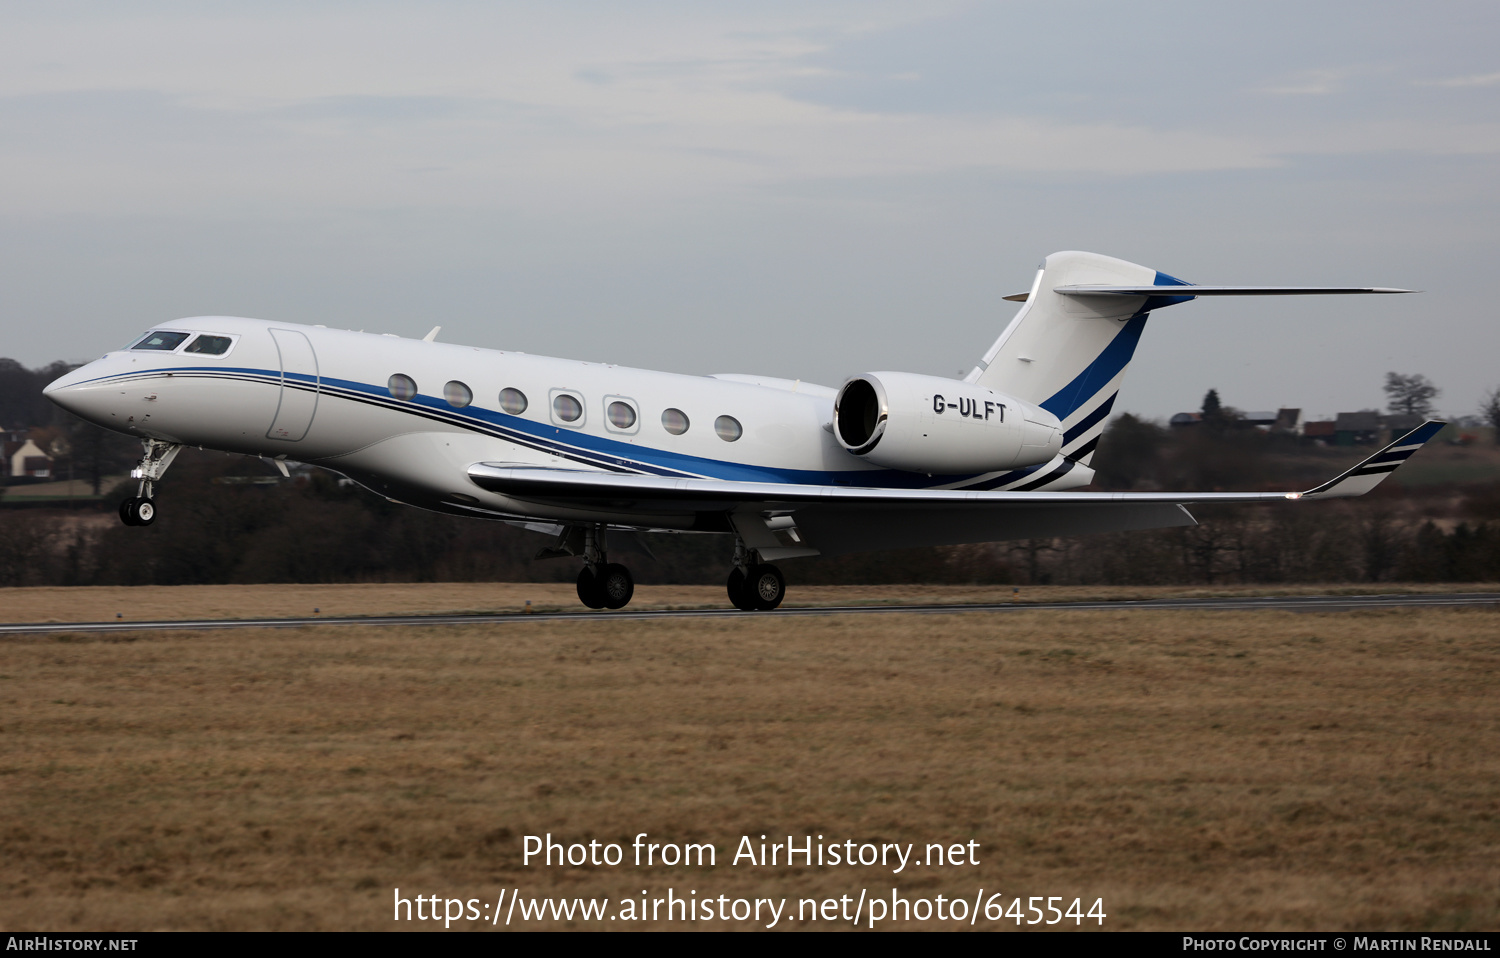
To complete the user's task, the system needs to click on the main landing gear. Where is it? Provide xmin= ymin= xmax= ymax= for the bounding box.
xmin=726 ymin=536 xmax=786 ymax=611
xmin=577 ymin=563 xmax=634 ymax=610
xmin=573 ymin=525 xmax=635 ymax=610
xmin=119 ymin=439 xmax=181 ymax=527
xmin=544 ymin=526 xmax=787 ymax=612
xmin=537 ymin=524 xmax=637 ymax=610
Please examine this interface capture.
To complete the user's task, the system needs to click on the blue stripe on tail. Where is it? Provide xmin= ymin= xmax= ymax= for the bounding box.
xmin=1039 ymin=270 xmax=1195 ymax=421
xmin=1040 ymin=314 xmax=1147 ymax=420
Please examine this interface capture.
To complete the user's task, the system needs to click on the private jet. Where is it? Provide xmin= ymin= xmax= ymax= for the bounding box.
xmin=44 ymin=250 xmax=1437 ymax=610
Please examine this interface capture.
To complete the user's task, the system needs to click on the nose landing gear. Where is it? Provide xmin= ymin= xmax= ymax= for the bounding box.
xmin=118 ymin=439 xmax=181 ymax=527
xmin=119 ymin=496 xmax=156 ymax=526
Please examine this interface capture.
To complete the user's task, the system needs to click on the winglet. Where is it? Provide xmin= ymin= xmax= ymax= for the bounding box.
xmin=1299 ymin=420 xmax=1446 ymax=500
xmin=423 ymin=326 xmax=442 ymax=342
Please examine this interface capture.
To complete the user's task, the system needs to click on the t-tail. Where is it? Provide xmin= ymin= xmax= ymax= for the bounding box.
xmin=966 ymin=251 xmax=1413 ymax=468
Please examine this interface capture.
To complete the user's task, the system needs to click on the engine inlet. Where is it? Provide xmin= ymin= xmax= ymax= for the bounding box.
xmin=835 ymin=377 xmax=885 ymax=453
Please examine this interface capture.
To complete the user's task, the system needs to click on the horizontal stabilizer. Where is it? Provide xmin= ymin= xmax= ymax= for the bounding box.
xmin=1055 ymin=285 xmax=1415 ymax=297
xmin=1299 ymin=420 xmax=1446 ymax=499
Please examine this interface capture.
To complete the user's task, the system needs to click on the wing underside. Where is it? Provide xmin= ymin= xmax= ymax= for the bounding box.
xmin=466 ymin=421 xmax=1444 ymax=558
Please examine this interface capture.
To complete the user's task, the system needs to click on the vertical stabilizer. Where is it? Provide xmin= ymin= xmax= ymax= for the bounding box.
xmin=967 ymin=251 xmax=1191 ymax=466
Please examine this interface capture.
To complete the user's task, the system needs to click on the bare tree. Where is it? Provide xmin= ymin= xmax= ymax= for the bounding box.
xmin=0 ymin=513 xmax=53 ymax=586
xmin=1008 ymin=538 xmax=1058 ymax=584
xmin=1480 ymin=385 xmax=1500 ymax=445
xmin=1383 ymin=372 xmax=1439 ymax=417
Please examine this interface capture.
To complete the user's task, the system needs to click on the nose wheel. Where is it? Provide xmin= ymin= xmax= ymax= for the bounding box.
xmin=119 ymin=496 xmax=157 ymax=527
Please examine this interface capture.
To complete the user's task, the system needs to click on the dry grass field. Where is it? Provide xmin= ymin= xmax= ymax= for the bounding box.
xmin=3 ymin=580 xmax=1498 ymax=623
xmin=1 ymin=593 xmax=1498 ymax=931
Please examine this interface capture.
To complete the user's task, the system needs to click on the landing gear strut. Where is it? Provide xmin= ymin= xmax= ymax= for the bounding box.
xmin=726 ymin=536 xmax=786 ymax=611
xmin=119 ymin=439 xmax=181 ymax=527
xmin=572 ymin=524 xmax=634 ymax=610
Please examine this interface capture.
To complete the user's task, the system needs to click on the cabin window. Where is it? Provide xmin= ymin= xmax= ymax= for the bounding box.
xmin=499 ymin=387 xmax=528 ymax=415
xmin=715 ymin=415 xmax=742 ymax=442
xmin=444 ymin=381 xmax=473 ymax=408
xmin=661 ymin=408 xmax=690 ymax=435
xmin=183 ymin=334 xmax=233 ymax=356
xmin=553 ymin=393 xmax=583 ymax=423
xmin=388 ymin=374 xmax=418 ymax=401
xmin=606 ymin=400 xmax=637 ymax=430
xmin=131 ymin=331 xmax=190 ymax=351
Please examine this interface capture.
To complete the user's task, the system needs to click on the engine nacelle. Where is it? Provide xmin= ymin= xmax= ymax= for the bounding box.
xmin=834 ymin=372 xmax=1062 ymax=474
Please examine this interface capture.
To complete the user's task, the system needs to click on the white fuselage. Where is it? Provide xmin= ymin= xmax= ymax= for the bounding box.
xmin=45 ymin=316 xmax=1083 ymax=527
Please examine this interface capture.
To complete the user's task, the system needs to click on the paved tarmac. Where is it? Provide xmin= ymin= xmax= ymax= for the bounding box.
xmin=1 ymin=591 xmax=1496 ymax=636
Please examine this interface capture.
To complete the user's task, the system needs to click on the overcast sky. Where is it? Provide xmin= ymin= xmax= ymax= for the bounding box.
xmin=2 ymin=1 xmax=1497 ymax=421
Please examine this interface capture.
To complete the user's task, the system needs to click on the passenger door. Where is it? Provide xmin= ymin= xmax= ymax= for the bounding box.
xmin=266 ymin=328 xmax=320 ymax=441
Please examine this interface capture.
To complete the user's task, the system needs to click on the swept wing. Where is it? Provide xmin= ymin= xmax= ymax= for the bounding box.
xmin=468 ymin=422 xmax=1445 ymax=557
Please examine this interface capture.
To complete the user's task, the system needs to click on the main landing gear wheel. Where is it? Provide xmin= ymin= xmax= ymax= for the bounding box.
xmin=747 ymin=563 xmax=785 ymax=610
xmin=119 ymin=496 xmax=156 ymax=527
xmin=727 ymin=567 xmax=753 ymax=611
xmin=598 ymin=563 xmax=634 ymax=610
xmin=728 ymin=564 xmax=785 ymax=611
xmin=577 ymin=563 xmax=635 ymax=610
xmin=576 ymin=566 xmax=607 ymax=609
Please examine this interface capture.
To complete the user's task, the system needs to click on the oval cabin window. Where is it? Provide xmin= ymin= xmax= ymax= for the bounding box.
xmin=607 ymin=401 xmax=637 ymax=429
xmin=553 ymin=394 xmax=583 ymax=422
xmin=661 ymin=408 xmax=690 ymax=435
xmin=444 ymin=381 xmax=472 ymax=408
xmin=388 ymin=374 xmax=418 ymax=401
xmin=499 ymin=387 xmax=528 ymax=415
xmin=715 ymin=415 xmax=742 ymax=442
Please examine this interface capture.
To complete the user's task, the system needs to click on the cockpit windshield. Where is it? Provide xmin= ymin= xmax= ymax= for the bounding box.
xmin=131 ymin=330 xmax=191 ymax=351
xmin=183 ymin=334 xmax=233 ymax=355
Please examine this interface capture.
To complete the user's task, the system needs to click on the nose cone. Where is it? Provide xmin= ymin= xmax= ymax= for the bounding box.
xmin=44 ymin=362 xmax=108 ymax=422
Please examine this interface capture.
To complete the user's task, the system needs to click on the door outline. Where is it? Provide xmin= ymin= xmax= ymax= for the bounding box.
xmin=266 ymin=329 xmax=320 ymax=441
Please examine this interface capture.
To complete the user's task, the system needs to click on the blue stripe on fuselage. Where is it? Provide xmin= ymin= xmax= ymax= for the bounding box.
xmin=93 ymin=365 xmax=1001 ymax=490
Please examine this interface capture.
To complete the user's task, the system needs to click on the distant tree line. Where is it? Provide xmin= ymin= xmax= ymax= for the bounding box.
xmin=1 ymin=435 xmax=1495 ymax=588
xmin=1 ymin=357 xmax=1498 ymax=587
xmin=0 ymin=358 xmax=72 ymax=429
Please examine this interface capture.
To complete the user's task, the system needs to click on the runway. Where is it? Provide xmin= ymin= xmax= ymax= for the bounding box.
xmin=1 ymin=591 xmax=1496 ymax=635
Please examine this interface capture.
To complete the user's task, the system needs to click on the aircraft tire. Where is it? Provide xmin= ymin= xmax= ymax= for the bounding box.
xmin=747 ymin=563 xmax=786 ymax=611
xmin=726 ymin=568 xmax=756 ymax=611
xmin=576 ymin=566 xmax=607 ymax=609
xmin=599 ymin=563 xmax=634 ymax=610
xmin=120 ymin=497 xmax=155 ymax=526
